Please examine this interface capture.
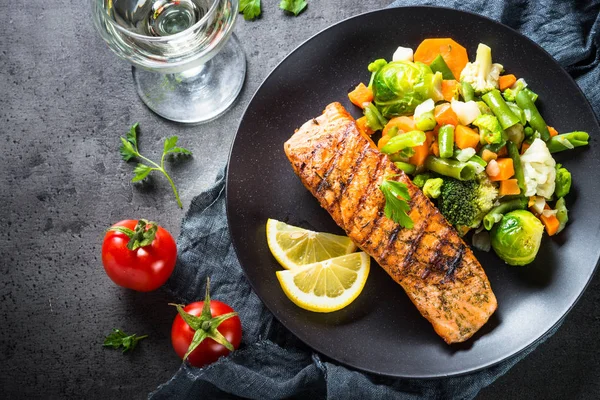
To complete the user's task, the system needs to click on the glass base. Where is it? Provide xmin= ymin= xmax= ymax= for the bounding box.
xmin=132 ymin=34 xmax=246 ymax=124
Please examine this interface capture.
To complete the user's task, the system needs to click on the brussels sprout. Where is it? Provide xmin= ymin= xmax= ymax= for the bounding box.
xmin=372 ymin=61 xmax=443 ymax=118
xmin=491 ymin=210 xmax=544 ymax=266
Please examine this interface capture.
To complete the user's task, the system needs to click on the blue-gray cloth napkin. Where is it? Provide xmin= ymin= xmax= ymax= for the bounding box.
xmin=150 ymin=1 xmax=599 ymax=399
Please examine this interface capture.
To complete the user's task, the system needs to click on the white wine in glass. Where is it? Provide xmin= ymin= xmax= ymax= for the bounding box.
xmin=92 ymin=0 xmax=246 ymax=123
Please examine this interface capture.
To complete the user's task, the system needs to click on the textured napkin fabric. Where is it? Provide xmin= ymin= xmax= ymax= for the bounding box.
xmin=150 ymin=1 xmax=599 ymax=399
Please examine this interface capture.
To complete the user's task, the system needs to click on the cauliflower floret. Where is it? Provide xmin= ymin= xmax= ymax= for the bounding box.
xmin=459 ymin=43 xmax=503 ymax=95
xmin=392 ymin=46 xmax=414 ymax=62
xmin=521 ymin=138 xmax=556 ymax=198
xmin=451 ymin=99 xmax=481 ymax=125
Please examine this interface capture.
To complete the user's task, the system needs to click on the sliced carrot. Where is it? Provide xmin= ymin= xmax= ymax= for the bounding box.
xmin=434 ymin=103 xmax=459 ymax=126
xmin=488 ymin=158 xmax=515 ymax=181
xmin=481 ymin=149 xmax=498 ymax=163
xmin=441 ymin=79 xmax=459 ymax=102
xmin=356 ymin=116 xmax=374 ymax=136
xmin=548 ymin=126 xmax=559 ymax=137
xmin=414 ymin=38 xmax=469 ymax=79
xmin=454 ymin=125 xmax=480 ymax=149
xmin=377 ymin=134 xmax=391 ymax=151
xmin=540 ymin=212 xmax=560 ymax=236
xmin=383 ymin=116 xmax=415 ymax=136
xmin=498 ymin=74 xmax=517 ymax=91
xmin=497 ymin=146 xmax=508 ymax=157
xmin=348 ymin=83 xmax=373 ymax=109
xmin=409 ymin=131 xmax=434 ymax=167
xmin=499 ymin=179 xmax=521 ymax=196
xmin=430 ymin=140 xmax=440 ymax=157
xmin=521 ymin=142 xmax=531 ymax=154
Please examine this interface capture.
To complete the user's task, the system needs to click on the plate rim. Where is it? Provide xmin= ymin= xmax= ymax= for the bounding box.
xmin=225 ymin=5 xmax=600 ymax=379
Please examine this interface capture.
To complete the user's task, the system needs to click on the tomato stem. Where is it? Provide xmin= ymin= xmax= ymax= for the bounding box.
xmin=108 ymin=220 xmax=158 ymax=250
xmin=170 ymin=277 xmax=239 ymax=363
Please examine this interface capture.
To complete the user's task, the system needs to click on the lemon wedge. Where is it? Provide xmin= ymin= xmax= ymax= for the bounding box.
xmin=276 ymin=252 xmax=370 ymax=312
xmin=266 ymin=219 xmax=357 ymax=270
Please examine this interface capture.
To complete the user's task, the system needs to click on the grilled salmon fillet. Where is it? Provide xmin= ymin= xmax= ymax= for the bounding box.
xmin=284 ymin=102 xmax=497 ymax=344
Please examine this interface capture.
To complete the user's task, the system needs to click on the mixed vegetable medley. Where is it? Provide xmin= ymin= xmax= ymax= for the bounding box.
xmin=348 ymin=38 xmax=590 ymax=266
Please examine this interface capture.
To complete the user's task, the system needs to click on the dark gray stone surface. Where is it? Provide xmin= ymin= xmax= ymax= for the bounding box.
xmin=0 ymin=1 xmax=598 ymax=398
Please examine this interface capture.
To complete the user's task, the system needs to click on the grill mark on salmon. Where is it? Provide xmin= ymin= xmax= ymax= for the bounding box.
xmin=315 ymin=125 xmax=352 ymax=194
xmin=284 ymin=102 xmax=497 ymax=344
xmin=350 ymin=155 xmax=387 ymax=243
xmin=334 ymin=141 xmax=370 ymax=206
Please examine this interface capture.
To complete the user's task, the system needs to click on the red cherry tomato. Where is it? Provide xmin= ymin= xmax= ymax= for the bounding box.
xmin=171 ymin=301 xmax=242 ymax=368
xmin=101 ymin=219 xmax=177 ymax=292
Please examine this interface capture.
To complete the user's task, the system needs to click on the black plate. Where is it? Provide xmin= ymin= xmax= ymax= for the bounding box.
xmin=226 ymin=7 xmax=600 ymax=378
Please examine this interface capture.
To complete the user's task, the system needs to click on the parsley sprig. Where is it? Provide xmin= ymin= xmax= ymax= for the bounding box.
xmin=120 ymin=123 xmax=192 ymax=208
xmin=240 ymin=0 xmax=261 ymax=20
xmin=380 ymin=179 xmax=414 ymax=229
xmin=240 ymin=0 xmax=308 ymax=20
xmin=279 ymin=0 xmax=307 ymax=16
xmin=103 ymin=329 xmax=148 ymax=353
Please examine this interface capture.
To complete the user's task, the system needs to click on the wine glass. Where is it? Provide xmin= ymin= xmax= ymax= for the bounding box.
xmin=92 ymin=0 xmax=245 ymax=124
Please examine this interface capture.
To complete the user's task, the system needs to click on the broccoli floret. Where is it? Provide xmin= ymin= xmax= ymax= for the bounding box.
xmin=459 ymin=43 xmax=504 ymax=95
xmin=555 ymin=164 xmax=572 ymax=198
xmin=502 ymin=78 xmax=527 ymax=102
xmin=423 ymin=178 xmax=444 ymax=199
xmin=475 ymin=175 xmax=500 ymax=217
xmin=438 ymin=175 xmax=499 ymax=229
xmin=472 ymin=114 xmax=505 ymax=145
xmin=412 ymin=173 xmax=435 ymax=188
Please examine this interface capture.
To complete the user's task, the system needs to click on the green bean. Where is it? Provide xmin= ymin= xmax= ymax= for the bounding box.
xmin=381 ymin=130 xmax=426 ymax=154
xmin=478 ymin=142 xmax=504 ymax=155
xmin=482 ymin=90 xmax=520 ymax=130
xmin=506 ymin=141 xmax=525 ymax=192
xmin=547 ymin=131 xmax=590 ymax=153
xmin=522 ymin=87 xmax=538 ymax=103
xmin=461 ymin=81 xmax=475 ymax=102
xmin=415 ymin=111 xmax=436 ymax=131
xmin=424 ymin=156 xmax=476 ymax=181
xmin=515 ymin=90 xmax=550 ymax=141
xmin=483 ymin=197 xmax=528 ymax=230
xmin=506 ymin=102 xmax=526 ymax=125
xmin=429 ymin=55 xmax=455 ymax=80
xmin=438 ymin=125 xmax=455 ymax=159
xmin=387 ymin=126 xmax=399 ymax=138
xmin=468 ymin=155 xmax=487 ymax=167
xmin=389 ymin=153 xmax=407 ymax=162
xmin=394 ymin=161 xmax=416 ymax=175
xmin=364 ymin=103 xmax=388 ymax=131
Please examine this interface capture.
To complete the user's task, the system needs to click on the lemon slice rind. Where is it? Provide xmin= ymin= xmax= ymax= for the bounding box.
xmin=276 ymin=252 xmax=370 ymax=313
xmin=266 ymin=218 xmax=357 ymax=270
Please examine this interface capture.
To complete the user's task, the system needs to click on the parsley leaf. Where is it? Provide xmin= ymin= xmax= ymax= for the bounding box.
xmin=167 ymin=147 xmax=193 ymax=155
xmin=380 ymin=179 xmax=414 ymax=228
xmin=120 ymin=139 xmax=137 ymax=161
xmin=132 ymin=164 xmax=153 ymax=182
xmin=279 ymin=0 xmax=307 ymax=16
xmin=103 ymin=329 xmax=148 ymax=353
xmin=163 ymin=136 xmax=178 ymax=153
xmin=240 ymin=0 xmax=261 ymax=20
xmin=119 ymin=123 xmax=192 ymax=208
